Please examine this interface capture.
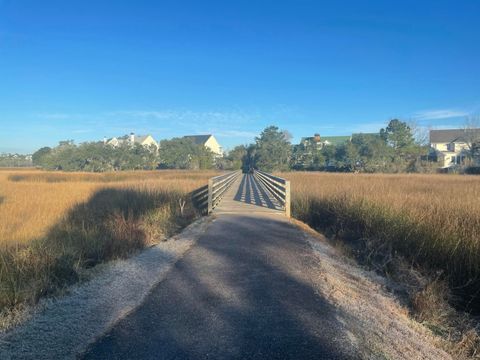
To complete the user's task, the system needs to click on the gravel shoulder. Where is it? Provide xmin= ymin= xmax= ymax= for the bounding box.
xmin=0 ymin=217 xmax=210 ymax=360
xmin=294 ymin=220 xmax=451 ymax=359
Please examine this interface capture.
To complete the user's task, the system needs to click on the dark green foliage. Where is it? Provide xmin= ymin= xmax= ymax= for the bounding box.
xmin=253 ymin=126 xmax=291 ymax=172
xmin=159 ymin=137 xmax=214 ymax=170
xmin=290 ymin=119 xmax=430 ymax=173
xmin=32 ymin=141 xmax=159 ymax=171
xmin=227 ymin=145 xmax=248 ymax=170
xmin=32 ymin=147 xmax=52 ymax=166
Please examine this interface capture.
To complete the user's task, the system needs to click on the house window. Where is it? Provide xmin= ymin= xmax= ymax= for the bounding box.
xmin=447 ymin=143 xmax=455 ymax=152
xmin=451 ymin=156 xmax=456 ymax=163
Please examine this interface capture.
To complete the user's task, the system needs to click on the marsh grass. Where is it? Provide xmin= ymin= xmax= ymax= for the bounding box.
xmin=283 ymin=172 xmax=480 ymax=308
xmin=283 ymin=171 xmax=480 ymax=357
xmin=0 ymin=169 xmax=217 ymax=322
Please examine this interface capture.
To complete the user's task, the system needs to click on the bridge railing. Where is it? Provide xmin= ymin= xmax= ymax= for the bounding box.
xmin=191 ymin=170 xmax=242 ymax=214
xmin=253 ymin=169 xmax=291 ymax=217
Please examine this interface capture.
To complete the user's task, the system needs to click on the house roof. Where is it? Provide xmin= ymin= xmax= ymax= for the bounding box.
xmin=301 ymin=135 xmax=352 ymax=146
xmin=106 ymin=134 xmax=156 ymax=145
xmin=352 ymin=132 xmax=380 ymax=138
xmin=184 ymin=135 xmax=212 ymax=145
xmin=430 ymin=129 xmax=480 ymax=143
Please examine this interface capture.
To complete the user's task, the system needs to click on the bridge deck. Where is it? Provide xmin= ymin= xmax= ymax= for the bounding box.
xmin=213 ymin=174 xmax=285 ymax=215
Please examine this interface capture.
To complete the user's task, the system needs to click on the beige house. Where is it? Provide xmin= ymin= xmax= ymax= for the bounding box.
xmin=184 ymin=134 xmax=223 ymax=156
xmin=105 ymin=133 xmax=159 ymax=150
xmin=430 ymin=129 xmax=480 ymax=168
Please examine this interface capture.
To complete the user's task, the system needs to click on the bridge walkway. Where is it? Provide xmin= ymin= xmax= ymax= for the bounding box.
xmin=213 ymin=173 xmax=284 ymax=215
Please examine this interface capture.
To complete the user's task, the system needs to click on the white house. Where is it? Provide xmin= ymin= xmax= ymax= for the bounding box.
xmin=430 ymin=128 xmax=480 ymax=168
xmin=105 ymin=133 xmax=159 ymax=150
xmin=184 ymin=134 xmax=223 ymax=156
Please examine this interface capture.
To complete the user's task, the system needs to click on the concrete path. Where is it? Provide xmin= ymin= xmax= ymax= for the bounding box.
xmin=81 ymin=176 xmax=357 ymax=359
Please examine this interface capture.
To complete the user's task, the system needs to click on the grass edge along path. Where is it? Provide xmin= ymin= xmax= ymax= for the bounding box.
xmin=0 ymin=185 xmax=201 ymax=330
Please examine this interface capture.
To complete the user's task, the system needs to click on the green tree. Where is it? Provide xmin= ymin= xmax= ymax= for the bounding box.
xmin=380 ymin=119 xmax=415 ymax=151
xmin=335 ymin=142 xmax=359 ymax=171
xmin=32 ymin=147 xmax=52 ymax=167
xmin=380 ymin=119 xmax=426 ymax=172
xmin=225 ymin=145 xmax=248 ymax=170
xmin=254 ymin=126 xmax=291 ymax=172
xmin=351 ymin=133 xmax=393 ymax=172
xmin=159 ymin=138 xmax=214 ymax=170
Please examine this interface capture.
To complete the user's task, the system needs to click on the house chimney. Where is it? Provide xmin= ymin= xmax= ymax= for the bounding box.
xmin=130 ymin=132 xmax=135 ymax=143
xmin=314 ymin=133 xmax=321 ymax=142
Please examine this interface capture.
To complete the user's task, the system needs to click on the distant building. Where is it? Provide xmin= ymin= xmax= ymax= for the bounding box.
xmin=105 ymin=133 xmax=159 ymax=150
xmin=184 ymin=134 xmax=223 ymax=156
xmin=430 ymin=128 xmax=480 ymax=168
xmin=300 ymin=133 xmax=356 ymax=150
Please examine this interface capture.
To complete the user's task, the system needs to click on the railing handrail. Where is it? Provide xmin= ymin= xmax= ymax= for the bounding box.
xmin=190 ymin=170 xmax=241 ymax=214
xmin=208 ymin=170 xmax=241 ymax=213
xmin=253 ymin=169 xmax=291 ymax=217
xmin=254 ymin=169 xmax=287 ymax=185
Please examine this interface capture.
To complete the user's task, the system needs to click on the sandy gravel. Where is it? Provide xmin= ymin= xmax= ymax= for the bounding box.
xmin=0 ymin=217 xmax=210 ymax=360
xmin=296 ymin=221 xmax=451 ymax=359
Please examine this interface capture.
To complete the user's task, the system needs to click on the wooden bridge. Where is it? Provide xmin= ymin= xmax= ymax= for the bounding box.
xmin=191 ymin=170 xmax=291 ymax=217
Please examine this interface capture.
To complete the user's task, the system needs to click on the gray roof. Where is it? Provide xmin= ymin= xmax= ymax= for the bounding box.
xmin=430 ymin=129 xmax=480 ymax=143
xmin=184 ymin=135 xmax=212 ymax=145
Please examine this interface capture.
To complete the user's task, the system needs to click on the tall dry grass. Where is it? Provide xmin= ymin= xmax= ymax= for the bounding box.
xmin=0 ymin=169 xmax=218 ymax=322
xmin=282 ymin=172 xmax=480 ymax=310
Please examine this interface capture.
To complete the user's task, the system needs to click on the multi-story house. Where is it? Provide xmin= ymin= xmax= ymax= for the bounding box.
xmin=105 ymin=133 xmax=159 ymax=150
xmin=184 ymin=134 xmax=223 ymax=156
xmin=430 ymin=128 xmax=480 ymax=168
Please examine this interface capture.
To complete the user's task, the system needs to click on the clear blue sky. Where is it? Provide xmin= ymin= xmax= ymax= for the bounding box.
xmin=1 ymin=0 xmax=479 ymax=153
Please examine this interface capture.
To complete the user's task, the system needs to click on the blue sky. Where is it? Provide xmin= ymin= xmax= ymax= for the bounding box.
xmin=1 ymin=0 xmax=479 ymax=153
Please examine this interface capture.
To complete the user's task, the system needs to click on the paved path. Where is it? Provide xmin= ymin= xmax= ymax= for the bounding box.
xmin=82 ymin=175 xmax=356 ymax=359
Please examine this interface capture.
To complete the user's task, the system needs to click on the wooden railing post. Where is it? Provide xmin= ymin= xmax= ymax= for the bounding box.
xmin=285 ymin=180 xmax=291 ymax=218
xmin=207 ymin=178 xmax=213 ymax=214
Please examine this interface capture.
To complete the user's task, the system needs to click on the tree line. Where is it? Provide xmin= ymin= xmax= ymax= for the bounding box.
xmin=32 ymin=138 xmax=216 ymax=171
xmin=27 ymin=119 xmax=480 ymax=173
xmin=0 ymin=153 xmax=32 ymax=167
xmin=228 ymin=119 xmax=478 ymax=173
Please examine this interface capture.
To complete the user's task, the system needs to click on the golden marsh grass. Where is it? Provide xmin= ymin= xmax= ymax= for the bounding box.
xmin=0 ymin=169 xmax=217 ymax=246
xmin=0 ymin=169 xmax=218 ymax=318
xmin=282 ymin=172 xmax=480 ymax=308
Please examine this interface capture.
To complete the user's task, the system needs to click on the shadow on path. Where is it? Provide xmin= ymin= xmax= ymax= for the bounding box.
xmin=82 ymin=214 xmax=357 ymax=360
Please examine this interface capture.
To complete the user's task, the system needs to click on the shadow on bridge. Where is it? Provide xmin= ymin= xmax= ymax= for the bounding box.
xmin=233 ymin=174 xmax=282 ymax=211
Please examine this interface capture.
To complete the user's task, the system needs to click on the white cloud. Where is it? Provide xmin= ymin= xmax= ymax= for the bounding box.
xmin=412 ymin=109 xmax=470 ymax=120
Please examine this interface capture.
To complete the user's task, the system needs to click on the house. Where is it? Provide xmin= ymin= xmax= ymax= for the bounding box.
xmin=183 ymin=134 xmax=223 ymax=156
xmin=105 ymin=133 xmax=159 ymax=150
xmin=430 ymin=128 xmax=480 ymax=168
xmin=300 ymin=133 xmax=352 ymax=150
